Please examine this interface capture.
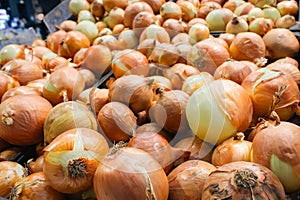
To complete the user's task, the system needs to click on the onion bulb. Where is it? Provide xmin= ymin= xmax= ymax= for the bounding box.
xmin=205 ymin=8 xmax=234 ymax=31
xmin=74 ymin=20 xmax=98 ymax=43
xmin=93 ymin=146 xmax=169 ymax=200
xmin=69 ymin=0 xmax=90 ymax=16
xmin=248 ymin=17 xmax=274 ymax=36
xmin=263 ymin=6 xmax=281 ymax=23
xmin=277 ymin=0 xmax=298 ymax=16
xmin=43 ymin=128 xmax=109 ymax=194
xmin=275 ymin=14 xmax=296 ymax=28
xmin=186 ymin=79 xmax=253 ymax=145
xmin=251 ymin=121 xmax=300 ymax=192
xmin=160 ymin=1 xmax=182 ymax=21
xmin=123 ymin=2 xmax=154 ymax=28
xmin=0 ymin=94 xmax=52 ymax=146
xmin=248 ymin=0 xmax=276 ymax=8
xmin=149 ymin=43 xmax=179 ymax=67
xmin=139 ymin=24 xmax=171 ymax=44
xmin=0 ymin=44 xmax=25 ymax=65
xmin=188 ymin=23 xmax=210 ymax=45
xmin=0 ymin=71 xmax=20 ymax=100
xmin=1 ymin=86 xmax=41 ymax=103
xmin=89 ymin=88 xmax=109 ymax=115
xmin=225 ymin=16 xmax=248 ymax=34
xmin=182 ymin=72 xmax=214 ymax=95
xmin=247 ymin=7 xmax=264 ymax=21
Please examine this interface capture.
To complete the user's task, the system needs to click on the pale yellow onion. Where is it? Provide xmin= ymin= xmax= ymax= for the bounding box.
xmin=205 ymin=8 xmax=234 ymax=31
xmin=182 ymin=72 xmax=214 ymax=95
xmin=74 ymin=20 xmax=98 ymax=43
xmin=263 ymin=6 xmax=281 ymax=23
xmin=77 ymin=10 xmax=95 ymax=23
xmin=69 ymin=0 xmax=90 ymax=16
xmin=247 ymin=7 xmax=264 ymax=21
xmin=275 ymin=15 xmax=296 ymax=29
xmin=225 ymin=16 xmax=248 ymax=34
xmin=188 ymin=23 xmax=210 ymax=45
xmin=118 ymin=29 xmax=139 ymax=49
xmin=248 ymin=17 xmax=274 ymax=36
xmin=223 ymin=0 xmax=246 ymax=12
xmin=248 ymin=0 xmax=276 ymax=8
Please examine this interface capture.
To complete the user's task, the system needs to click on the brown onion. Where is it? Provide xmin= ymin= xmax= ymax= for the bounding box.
xmin=139 ymin=24 xmax=171 ymax=43
xmin=162 ymin=19 xmax=185 ymax=38
xmin=0 ymin=44 xmax=25 ymax=65
xmin=26 ymin=78 xmax=48 ymax=94
xmin=102 ymin=0 xmax=127 ymax=12
xmin=43 ymin=101 xmax=98 ymax=145
xmin=160 ymin=1 xmax=182 ymax=21
xmin=46 ymin=30 xmax=67 ymax=53
xmin=58 ymin=20 xmax=77 ymax=32
xmin=89 ymin=88 xmax=109 ymax=115
xmin=124 ymin=2 xmax=154 ymax=28
xmin=275 ymin=56 xmax=299 ymax=68
xmin=31 ymin=39 xmax=46 ymax=47
xmin=42 ymin=53 xmax=69 ymax=72
xmin=197 ymin=1 xmax=222 ymax=19
xmin=24 ymin=54 xmax=43 ymax=67
xmin=218 ymin=33 xmax=235 ymax=46
xmin=149 ymin=43 xmax=179 ymax=67
xmin=0 ymin=147 xmax=22 ymax=161
xmin=265 ymin=62 xmax=300 ymax=84
xmin=93 ymin=146 xmax=169 ymax=200
xmin=98 ymin=102 xmax=137 ymax=142
xmin=178 ymin=1 xmax=197 ymax=22
xmin=0 ymin=94 xmax=52 ymax=145
xmin=31 ymin=46 xmax=53 ymax=60
xmin=202 ymin=161 xmax=286 ymax=199
xmin=168 ymin=160 xmax=216 ymax=200
xmin=0 ymin=71 xmax=20 ymax=100
xmin=73 ymin=47 xmax=88 ymax=65
xmin=106 ymin=7 xmax=125 ymax=29
xmin=109 ymin=75 xmax=154 ymax=113
xmin=275 ymin=14 xmax=296 ymax=29
xmin=0 ymin=161 xmax=27 ymax=198
xmin=1 ymin=85 xmax=41 ymax=102
xmin=136 ymin=122 xmax=172 ymax=141
xmin=182 ymin=72 xmax=214 ymax=96
xmin=277 ymin=0 xmax=298 ymax=16
xmin=28 ymin=155 xmax=44 ymax=173
xmin=43 ymin=128 xmax=109 ymax=194
xmin=140 ymin=0 xmax=165 ymax=13
xmin=132 ymin=11 xmax=157 ymax=36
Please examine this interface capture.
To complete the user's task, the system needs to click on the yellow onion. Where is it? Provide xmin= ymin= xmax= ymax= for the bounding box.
xmin=223 ymin=0 xmax=246 ymax=12
xmin=234 ymin=2 xmax=255 ymax=16
xmin=218 ymin=33 xmax=235 ymax=46
xmin=277 ymin=0 xmax=298 ymax=16
xmin=0 ymin=161 xmax=27 ymax=198
xmin=2 ymin=58 xmax=44 ymax=85
xmin=89 ymin=87 xmax=109 ymax=115
xmin=74 ymin=20 xmax=98 ymax=43
xmin=78 ymin=68 xmax=96 ymax=89
xmin=241 ymin=68 xmax=300 ymax=121
xmin=263 ymin=6 xmax=281 ymax=23
xmin=10 ymin=172 xmax=66 ymax=200
xmin=43 ymin=101 xmax=98 ymax=145
xmin=248 ymin=0 xmax=276 ymax=8
xmin=186 ymin=18 xmax=208 ymax=32
xmin=102 ymin=0 xmax=127 ymax=12
xmin=162 ymin=19 xmax=185 ymax=39
xmin=118 ymin=29 xmax=139 ymax=49
xmin=275 ymin=56 xmax=299 ymax=68
xmin=136 ymin=122 xmax=172 ymax=142
xmin=139 ymin=24 xmax=170 ymax=43
xmin=247 ymin=7 xmax=264 ymax=21
xmin=43 ymin=128 xmax=109 ymax=194
xmin=148 ymin=90 xmax=190 ymax=135
xmin=69 ymin=0 xmax=90 ymax=16
xmin=43 ymin=67 xmax=85 ymax=105
xmin=106 ymin=7 xmax=125 ymax=29
xmin=113 ymin=25 xmax=126 ymax=35
xmin=148 ymin=43 xmax=179 ymax=67
xmin=97 ymin=102 xmax=137 ymax=142
xmin=132 ymin=12 xmax=158 ymax=36
xmin=251 ymin=121 xmax=300 ymax=192
xmin=0 ymin=44 xmax=25 ymax=65
xmin=263 ymin=28 xmax=299 ymax=60
xmin=77 ymin=10 xmax=95 ymax=23
xmin=42 ymin=53 xmax=69 ymax=72
xmin=265 ymin=62 xmax=300 ymax=84
xmin=93 ymin=35 xmax=122 ymax=51
xmin=98 ymin=27 xmax=113 ymax=36
xmin=186 ymin=79 xmax=253 ymax=145
xmin=212 ymin=132 xmax=252 ymax=166
xmin=160 ymin=1 xmax=182 ymax=21
xmin=168 ymin=160 xmax=216 ymax=200
xmin=225 ymin=16 xmax=248 ymax=34
xmin=80 ymin=44 xmax=112 ymax=78
xmin=174 ymin=42 xmax=193 ymax=64
xmin=213 ymin=59 xmax=259 ymax=84
xmin=109 ymin=75 xmax=154 ymax=113
xmin=1 ymin=86 xmax=41 ymax=103
xmin=46 ymin=30 xmax=67 ymax=53
xmin=182 ymin=72 xmax=214 ymax=95
xmin=205 ymin=8 xmax=234 ymax=31
xmin=178 ymin=1 xmax=197 ymax=22
xmin=275 ymin=14 xmax=296 ymax=28
xmin=188 ymin=23 xmax=210 ymax=45
xmin=58 ymin=20 xmax=77 ymax=32
xmin=90 ymin=0 xmax=104 ymax=18
xmin=197 ymin=1 xmax=222 ymax=19
xmin=93 ymin=146 xmax=169 ymax=200
xmin=202 ymin=161 xmax=286 ymax=199
xmin=229 ymin=32 xmax=266 ymax=65
xmin=123 ymin=2 xmax=153 ymax=28
xmin=140 ymin=0 xmax=165 ymax=13
xmin=0 ymin=94 xmax=52 ymax=145
xmin=31 ymin=46 xmax=53 ymax=60
xmin=25 ymin=54 xmax=43 ymax=67
xmin=248 ymin=17 xmax=274 ymax=36
xmin=26 ymin=78 xmax=48 ymax=94
xmin=0 ymin=71 xmax=20 ymax=100
xmin=28 ymin=155 xmax=44 ymax=173
xmin=73 ymin=48 xmax=88 ymax=65
xmin=111 ymin=49 xmax=149 ymax=78
xmin=137 ymin=38 xmax=158 ymax=58
xmin=171 ymin=33 xmax=189 ymax=45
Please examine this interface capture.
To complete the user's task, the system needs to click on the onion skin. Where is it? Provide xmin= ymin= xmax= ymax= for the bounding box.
xmin=93 ymin=146 xmax=169 ymax=200
xmin=89 ymin=88 xmax=109 ymax=115
xmin=202 ymin=161 xmax=286 ymax=199
xmin=28 ymin=155 xmax=44 ymax=173
xmin=132 ymin=11 xmax=157 ymax=36
xmin=0 ymin=94 xmax=52 ymax=146
xmin=43 ymin=128 xmax=109 ymax=194
xmin=0 ymin=71 xmax=20 ymax=100
xmin=1 ymin=85 xmax=41 ymax=103
xmin=11 ymin=172 xmax=66 ymax=200
xmin=139 ymin=24 xmax=171 ymax=44
xmin=168 ymin=160 xmax=216 ymax=200
xmin=0 ymin=161 xmax=27 ymax=198
xmin=46 ymin=30 xmax=67 ymax=53
xmin=251 ymin=121 xmax=300 ymax=192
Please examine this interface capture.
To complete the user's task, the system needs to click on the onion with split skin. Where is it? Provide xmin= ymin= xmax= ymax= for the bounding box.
xmin=43 ymin=128 xmax=109 ymax=194
xmin=148 ymin=43 xmax=179 ymax=67
xmin=93 ymin=146 xmax=169 ymax=200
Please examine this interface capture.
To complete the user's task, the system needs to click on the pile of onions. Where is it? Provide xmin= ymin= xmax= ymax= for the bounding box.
xmin=251 ymin=121 xmax=300 ymax=192
xmin=97 ymin=102 xmax=137 ymax=143
xmin=0 ymin=71 xmax=20 ymax=99
xmin=108 ymin=75 xmax=154 ymax=113
xmin=0 ymin=94 xmax=52 ymax=146
xmin=43 ymin=128 xmax=109 ymax=194
xmin=168 ymin=160 xmax=216 ymax=200
xmin=186 ymin=79 xmax=253 ymax=145
xmin=202 ymin=161 xmax=286 ymax=199
xmin=93 ymin=146 xmax=169 ymax=200
xmin=0 ymin=161 xmax=27 ymax=198
xmin=241 ymin=68 xmax=300 ymax=121
xmin=43 ymin=101 xmax=98 ymax=145
xmin=10 ymin=172 xmax=65 ymax=200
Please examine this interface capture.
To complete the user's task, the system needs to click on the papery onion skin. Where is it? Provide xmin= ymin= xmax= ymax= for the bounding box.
xmin=168 ymin=160 xmax=216 ymax=200
xmin=46 ymin=30 xmax=67 ymax=53
xmin=93 ymin=146 xmax=169 ymax=200
xmin=0 ymin=71 xmax=20 ymax=100
xmin=0 ymin=161 xmax=27 ymax=198
xmin=201 ymin=161 xmax=286 ymax=199
xmin=251 ymin=121 xmax=300 ymax=192
xmin=1 ymin=85 xmax=41 ymax=103
xmin=0 ymin=94 xmax=52 ymax=146
xmin=182 ymin=72 xmax=214 ymax=96
xmin=89 ymin=88 xmax=109 ymax=115
xmin=43 ymin=128 xmax=109 ymax=194
xmin=186 ymin=79 xmax=253 ymax=145
xmin=10 ymin=172 xmax=66 ymax=200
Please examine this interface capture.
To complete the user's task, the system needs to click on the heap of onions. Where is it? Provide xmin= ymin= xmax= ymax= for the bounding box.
xmin=43 ymin=128 xmax=109 ymax=194
xmin=251 ymin=121 xmax=300 ymax=192
xmin=186 ymin=79 xmax=253 ymax=145
xmin=93 ymin=146 xmax=169 ymax=200
xmin=202 ymin=161 xmax=286 ymax=199
xmin=0 ymin=94 xmax=52 ymax=146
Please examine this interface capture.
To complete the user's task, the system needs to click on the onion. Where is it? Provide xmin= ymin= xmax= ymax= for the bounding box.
xmin=0 ymin=71 xmax=20 ymax=100
xmin=69 ymin=0 xmax=90 ymax=16
xmin=73 ymin=47 xmax=88 ymax=64
xmin=43 ymin=67 xmax=85 ymax=105
xmin=251 ymin=121 xmax=300 ymax=192
xmin=247 ymin=7 xmax=264 ymax=21
xmin=160 ymin=1 xmax=182 ymax=21
xmin=275 ymin=14 xmax=296 ymax=28
xmin=0 ymin=161 xmax=27 ymax=198
xmin=102 ymin=0 xmax=127 ymax=12
xmin=148 ymin=43 xmax=179 ymax=67
xmin=202 ymin=161 xmax=286 ymax=199
xmin=93 ymin=35 xmax=121 ymax=51
xmin=186 ymin=79 xmax=253 ymax=145
xmin=225 ymin=16 xmax=248 ymax=34
xmin=188 ymin=23 xmax=210 ymax=45
xmin=137 ymin=38 xmax=158 ymax=58
xmin=28 ymin=155 xmax=44 ymax=173
xmin=263 ymin=6 xmax=281 ymax=23
xmin=118 ymin=29 xmax=139 ymax=49
xmin=248 ymin=17 xmax=274 ymax=36
xmin=77 ymin=10 xmax=95 ymax=23
xmin=44 ymin=101 xmax=98 ymax=145
xmin=89 ymin=88 xmax=109 ymax=115
xmin=174 ymin=43 xmax=193 ymax=64
xmin=223 ymin=0 xmax=246 ymax=12
xmin=98 ymin=102 xmax=137 ymax=142
xmin=111 ymin=49 xmax=149 ymax=78
xmin=26 ymin=78 xmax=48 ymax=94
xmin=80 ymin=44 xmax=112 ymax=78
xmin=148 ymin=90 xmax=190 ymax=135
xmin=93 ymin=146 xmax=169 ymax=200
xmin=263 ymin=28 xmax=299 ymax=60
xmin=132 ymin=12 xmax=158 ymax=36
xmin=205 ymin=8 xmax=234 ymax=31
xmin=182 ymin=72 xmax=214 ymax=96
xmin=106 ymin=7 xmax=124 ymax=29
xmin=1 ymin=86 xmax=41 ymax=102
xmin=197 ymin=1 xmax=222 ymax=19
xmin=25 ymin=54 xmax=43 ymax=67
xmin=168 ymin=160 xmax=216 ymax=200
xmin=98 ymin=27 xmax=113 ymax=36
xmin=42 ymin=53 xmax=69 ymax=72
xmin=248 ymin=0 xmax=276 ymax=7
xmin=275 ymin=56 xmax=299 ymax=68
xmin=78 ymin=68 xmax=96 ymax=89
xmin=124 ymin=2 xmax=153 ymax=28
xmin=162 ymin=19 xmax=185 ymax=39
xmin=241 ymin=68 xmax=300 ymax=121
xmin=277 ymin=0 xmax=298 ymax=16
xmin=171 ymin=32 xmax=189 ymax=45
xmin=139 ymin=24 xmax=170 ymax=43
xmin=112 ymin=24 xmax=125 ymax=35
xmin=265 ymin=62 xmax=300 ymax=84
xmin=90 ymin=0 xmax=104 ymax=19
xmin=136 ymin=122 xmax=172 ymax=141
xmin=229 ymin=32 xmax=266 ymax=65
xmin=31 ymin=39 xmax=46 ymax=47
xmin=0 ymin=94 xmax=52 ymax=145
xmin=186 ymin=18 xmax=208 ymax=32
xmin=2 ymin=58 xmax=44 ymax=85
xmin=31 ymin=46 xmax=53 ymax=60
xmin=0 ymin=44 xmax=25 ymax=65
xmin=43 ymin=128 xmax=109 ymax=194
xmin=0 ymin=147 xmax=22 ymax=161
xmin=74 ymin=20 xmax=98 ymax=43
xmin=213 ymin=59 xmax=259 ymax=84
xmin=46 ymin=30 xmax=67 ymax=53
xmin=128 ymin=131 xmax=190 ymax=173
xmin=234 ymin=2 xmax=255 ymax=16
xmin=139 ymin=0 xmax=165 ymax=13
xmin=178 ymin=1 xmax=197 ymax=22
xmin=58 ymin=20 xmax=77 ymax=32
